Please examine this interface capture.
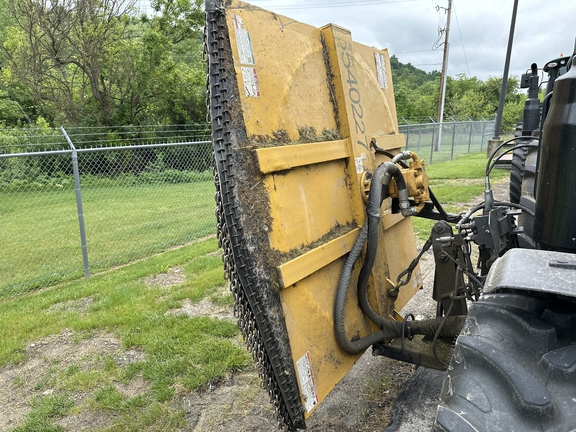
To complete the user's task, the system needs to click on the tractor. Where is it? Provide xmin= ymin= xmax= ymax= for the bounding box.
xmin=204 ymin=1 xmax=576 ymax=430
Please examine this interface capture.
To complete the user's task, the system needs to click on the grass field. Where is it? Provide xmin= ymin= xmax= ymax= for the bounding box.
xmin=0 ymin=152 xmax=511 ymax=431
xmin=0 ymin=181 xmax=216 ymax=296
xmin=0 ymin=237 xmax=250 ymax=431
xmin=0 ymin=150 xmax=506 ymax=297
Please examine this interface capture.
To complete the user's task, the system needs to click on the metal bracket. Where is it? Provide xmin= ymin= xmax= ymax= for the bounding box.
xmin=431 ymin=221 xmax=467 ymax=316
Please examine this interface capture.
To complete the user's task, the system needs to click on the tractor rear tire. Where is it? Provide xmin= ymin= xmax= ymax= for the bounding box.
xmin=509 ymin=121 xmax=527 ymax=204
xmin=509 ymin=145 xmax=529 ymax=204
xmin=433 ymin=292 xmax=576 ymax=432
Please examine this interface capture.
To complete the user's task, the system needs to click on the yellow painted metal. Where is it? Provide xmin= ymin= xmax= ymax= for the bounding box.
xmin=279 ymin=257 xmax=368 ymax=410
xmin=372 ymin=133 xmax=407 ymax=151
xmin=225 ymin=3 xmax=338 ymax=138
xmin=277 ymin=228 xmax=360 ymax=288
xmin=224 ymin=1 xmax=424 ymax=418
xmin=264 ymin=160 xmax=356 ymax=253
xmin=255 ymin=139 xmax=350 ymax=174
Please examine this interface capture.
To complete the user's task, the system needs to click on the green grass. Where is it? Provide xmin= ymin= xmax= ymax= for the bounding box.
xmin=425 ymin=151 xmax=506 ymax=180
xmin=0 ymin=181 xmax=216 ymax=296
xmin=0 ymin=150 xmax=512 ymax=431
xmin=0 ymin=236 xmax=250 ymax=431
xmin=412 ymin=152 xmax=510 ymax=241
xmin=12 ymin=393 xmax=75 ymax=432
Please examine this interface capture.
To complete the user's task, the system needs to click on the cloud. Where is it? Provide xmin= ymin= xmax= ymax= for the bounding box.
xmin=248 ymin=0 xmax=576 ymax=81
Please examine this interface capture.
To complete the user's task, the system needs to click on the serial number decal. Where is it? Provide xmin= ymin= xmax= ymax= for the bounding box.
xmin=232 ymin=14 xmax=255 ymax=65
xmin=296 ymin=351 xmax=319 ymax=413
xmin=241 ymin=67 xmax=260 ymax=97
xmin=355 ymin=153 xmax=367 ymax=173
xmin=338 ymin=39 xmax=370 ymax=153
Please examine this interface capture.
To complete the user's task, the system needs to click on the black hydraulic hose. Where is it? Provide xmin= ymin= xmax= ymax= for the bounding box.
xmin=332 ymin=221 xmax=465 ymax=353
xmin=335 ymin=161 xmax=399 ymax=352
xmin=358 ymin=212 xmax=387 ymax=326
xmin=487 ymin=143 xmax=539 ymax=176
xmin=334 ymin=221 xmax=394 ymax=353
xmin=334 ymin=152 xmax=466 ymax=354
xmin=495 ymin=201 xmax=535 ymax=216
xmin=335 ymin=236 xmax=465 ymax=356
xmin=358 ymin=162 xmax=414 ymax=325
xmin=485 ymin=135 xmax=536 ymax=174
xmin=357 ymin=162 xmax=396 ymax=325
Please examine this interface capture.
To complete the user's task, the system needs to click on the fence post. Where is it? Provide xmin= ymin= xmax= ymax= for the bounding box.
xmin=450 ymin=116 xmax=457 ymax=160
xmin=480 ymin=118 xmax=487 ymax=150
xmin=429 ymin=120 xmax=435 ymax=165
xmin=467 ymin=116 xmax=474 ymax=153
xmin=401 ymin=117 xmax=410 ymax=149
xmin=417 ymin=126 xmax=422 ymax=153
xmin=61 ymin=127 xmax=90 ymax=278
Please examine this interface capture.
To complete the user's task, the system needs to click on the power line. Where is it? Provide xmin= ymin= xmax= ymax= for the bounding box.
xmin=395 ymin=49 xmax=437 ymax=54
xmin=435 ymin=0 xmax=451 ymax=151
xmin=453 ymin=1 xmax=471 ymax=77
xmin=432 ymin=0 xmax=447 ymax=50
xmin=249 ymin=0 xmax=421 ymax=10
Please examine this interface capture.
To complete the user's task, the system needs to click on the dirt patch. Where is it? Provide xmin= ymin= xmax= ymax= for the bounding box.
xmin=179 ymin=367 xmax=278 ymax=431
xmin=46 ymin=297 xmax=94 ymax=314
xmin=429 ymin=178 xmax=483 ymax=186
xmin=0 ymin=330 xmax=147 ymax=432
xmin=166 ymin=298 xmax=235 ymax=321
xmin=144 ymin=266 xmax=186 ymax=288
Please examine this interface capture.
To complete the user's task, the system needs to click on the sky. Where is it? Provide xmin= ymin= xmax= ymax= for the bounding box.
xmin=245 ymin=0 xmax=576 ymax=82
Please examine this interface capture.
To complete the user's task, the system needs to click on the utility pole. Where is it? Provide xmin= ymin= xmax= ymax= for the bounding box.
xmin=487 ymin=0 xmax=519 ymax=157
xmin=435 ymin=0 xmax=452 ymax=151
xmin=493 ymin=0 xmax=519 ymax=140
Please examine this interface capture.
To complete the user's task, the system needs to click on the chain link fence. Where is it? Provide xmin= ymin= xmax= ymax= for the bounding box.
xmin=1 ymin=124 xmax=213 ymax=297
xmin=399 ymin=118 xmax=495 ymax=165
xmin=1 ymin=120 xmax=494 ymax=297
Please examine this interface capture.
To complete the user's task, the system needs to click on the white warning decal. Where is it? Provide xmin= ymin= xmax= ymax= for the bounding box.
xmin=375 ymin=53 xmax=388 ymax=89
xmin=296 ymin=351 xmax=319 ymax=413
xmin=233 ymin=14 xmax=255 ymax=65
xmin=355 ymin=153 xmax=367 ymax=174
xmin=241 ymin=67 xmax=260 ymax=97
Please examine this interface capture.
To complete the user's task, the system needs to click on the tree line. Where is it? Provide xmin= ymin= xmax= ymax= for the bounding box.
xmin=390 ymin=55 xmax=525 ymax=131
xmin=0 ymin=0 xmax=206 ymax=127
xmin=0 ymin=0 xmax=524 ymax=132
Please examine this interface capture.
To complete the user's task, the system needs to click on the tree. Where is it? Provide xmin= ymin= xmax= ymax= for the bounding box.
xmin=391 ymin=56 xmax=526 ymax=131
xmin=2 ymin=0 xmax=206 ymax=126
xmin=148 ymin=0 xmax=203 ymax=45
xmin=5 ymin=0 xmax=138 ymax=125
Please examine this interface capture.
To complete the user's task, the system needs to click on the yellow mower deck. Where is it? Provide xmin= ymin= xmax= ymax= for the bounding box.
xmin=206 ymin=1 xmax=422 ymax=428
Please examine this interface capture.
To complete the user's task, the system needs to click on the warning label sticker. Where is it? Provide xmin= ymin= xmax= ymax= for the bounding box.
xmin=296 ymin=352 xmax=319 ymax=413
xmin=375 ymin=53 xmax=388 ymax=89
xmin=355 ymin=153 xmax=367 ymax=174
xmin=241 ymin=67 xmax=260 ymax=97
xmin=233 ymin=14 xmax=255 ymax=65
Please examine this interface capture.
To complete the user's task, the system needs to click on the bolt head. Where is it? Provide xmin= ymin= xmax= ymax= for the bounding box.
xmin=434 ymin=224 xmax=445 ymax=233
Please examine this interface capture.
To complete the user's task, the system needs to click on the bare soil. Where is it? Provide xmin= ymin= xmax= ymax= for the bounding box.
xmin=0 ymin=330 xmax=147 ymax=432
